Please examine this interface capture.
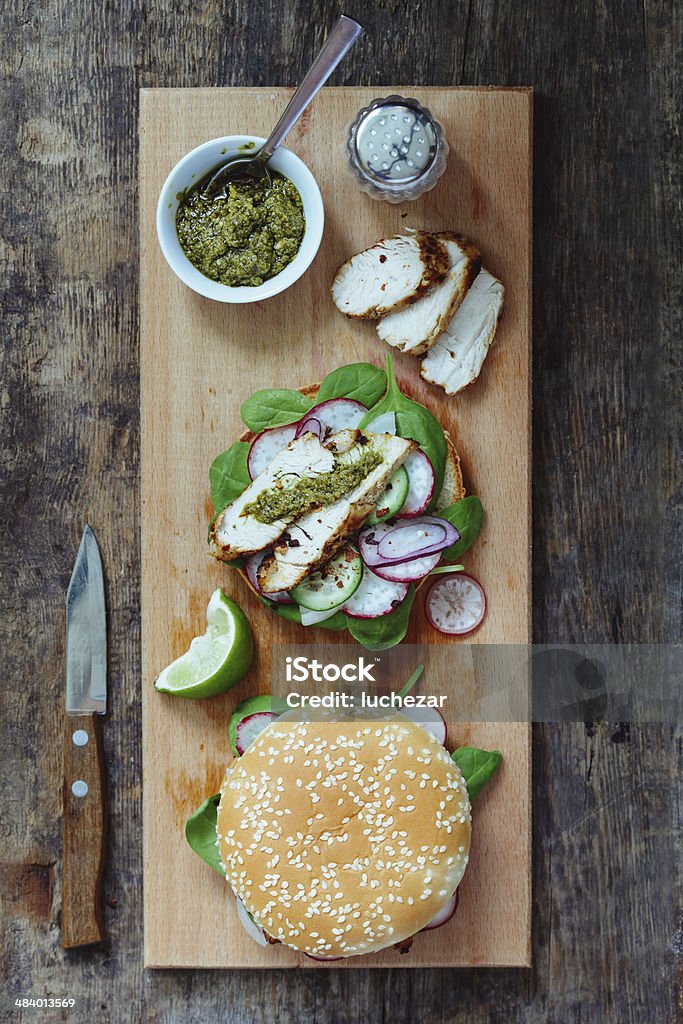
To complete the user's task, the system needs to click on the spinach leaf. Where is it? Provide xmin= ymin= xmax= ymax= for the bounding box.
xmin=209 ymin=442 xmax=251 ymax=513
xmin=185 ymin=793 xmax=224 ymax=875
xmin=261 ymin=599 xmax=302 ymax=623
xmin=316 ymin=362 xmax=387 ymax=409
xmin=345 ymin=586 xmax=416 ymax=651
xmin=260 ymin=598 xmax=349 ymax=631
xmin=240 ymin=389 xmax=313 ymax=431
xmin=359 ymin=356 xmax=447 ymax=510
xmin=438 ymin=496 xmax=484 ymax=560
xmin=451 ymin=747 xmax=502 ymax=800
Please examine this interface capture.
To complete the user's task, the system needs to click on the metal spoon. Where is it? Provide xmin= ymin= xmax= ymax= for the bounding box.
xmin=202 ymin=15 xmax=362 ymax=199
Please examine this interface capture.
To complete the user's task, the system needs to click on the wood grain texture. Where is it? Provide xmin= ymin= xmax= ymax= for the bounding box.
xmin=0 ymin=0 xmax=680 ymax=1020
xmin=140 ymin=85 xmax=531 ymax=969
xmin=61 ymin=714 xmax=106 ymax=947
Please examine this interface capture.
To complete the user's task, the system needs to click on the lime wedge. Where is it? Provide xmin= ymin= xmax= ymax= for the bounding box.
xmin=155 ymin=589 xmax=253 ymax=698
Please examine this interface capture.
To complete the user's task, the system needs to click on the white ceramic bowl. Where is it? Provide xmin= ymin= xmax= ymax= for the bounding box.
xmin=156 ymin=136 xmax=324 ymax=303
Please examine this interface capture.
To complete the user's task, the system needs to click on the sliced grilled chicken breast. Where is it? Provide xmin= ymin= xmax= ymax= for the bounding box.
xmin=331 ymin=232 xmax=449 ymax=319
xmin=322 ymin=428 xmax=359 ymax=455
xmin=421 ymin=269 xmax=504 ymax=395
xmin=257 ymin=433 xmax=417 ymax=593
xmin=210 ymin=433 xmax=336 ymax=561
xmin=376 ymin=233 xmax=481 ymax=355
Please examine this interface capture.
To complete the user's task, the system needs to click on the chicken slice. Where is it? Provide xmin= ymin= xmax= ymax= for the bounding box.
xmin=210 ymin=433 xmax=336 ymax=561
xmin=420 ymin=269 xmax=504 ymax=395
xmin=376 ymin=233 xmax=481 ymax=355
xmin=331 ymin=232 xmax=449 ymax=319
xmin=322 ymin=428 xmax=359 ymax=455
xmin=257 ymin=433 xmax=417 ymax=593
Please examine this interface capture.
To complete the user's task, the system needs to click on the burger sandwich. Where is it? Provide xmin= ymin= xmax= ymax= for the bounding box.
xmin=186 ymin=702 xmax=501 ymax=960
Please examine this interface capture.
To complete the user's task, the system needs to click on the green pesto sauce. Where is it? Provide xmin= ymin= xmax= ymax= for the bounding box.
xmin=176 ymin=173 xmax=305 ymax=287
xmin=243 ymin=448 xmax=382 ymax=524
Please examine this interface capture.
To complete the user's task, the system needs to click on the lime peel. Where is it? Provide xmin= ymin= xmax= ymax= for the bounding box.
xmin=155 ymin=589 xmax=254 ymax=699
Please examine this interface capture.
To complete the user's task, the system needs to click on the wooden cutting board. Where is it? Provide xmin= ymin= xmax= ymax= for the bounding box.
xmin=140 ymin=86 xmax=532 ymax=968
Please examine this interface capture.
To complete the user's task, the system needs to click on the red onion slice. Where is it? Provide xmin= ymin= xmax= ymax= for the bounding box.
xmin=372 ymin=550 xmax=441 ymax=583
xmin=359 ymin=517 xmax=459 ymax=568
xmin=294 ymin=416 xmax=323 ymax=439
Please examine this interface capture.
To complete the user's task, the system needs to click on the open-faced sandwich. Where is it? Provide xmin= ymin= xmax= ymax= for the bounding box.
xmin=186 ymin=696 xmax=501 ymax=960
xmin=208 ymin=358 xmax=485 ymax=650
xmin=332 ymin=230 xmax=504 ymax=396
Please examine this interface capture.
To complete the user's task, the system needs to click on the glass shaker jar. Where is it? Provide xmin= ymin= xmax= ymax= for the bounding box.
xmin=345 ymin=95 xmax=448 ymax=203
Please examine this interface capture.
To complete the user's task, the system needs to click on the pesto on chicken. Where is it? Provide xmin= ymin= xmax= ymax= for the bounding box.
xmin=243 ymin=446 xmax=382 ymax=524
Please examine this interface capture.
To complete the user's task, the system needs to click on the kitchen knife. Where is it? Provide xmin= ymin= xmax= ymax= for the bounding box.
xmin=61 ymin=524 xmax=107 ymax=948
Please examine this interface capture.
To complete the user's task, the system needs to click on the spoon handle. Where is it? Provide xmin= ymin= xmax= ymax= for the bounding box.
xmin=260 ymin=16 xmax=362 ymax=163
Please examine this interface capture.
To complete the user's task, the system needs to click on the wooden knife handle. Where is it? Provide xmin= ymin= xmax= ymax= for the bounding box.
xmin=61 ymin=714 xmax=106 ymax=948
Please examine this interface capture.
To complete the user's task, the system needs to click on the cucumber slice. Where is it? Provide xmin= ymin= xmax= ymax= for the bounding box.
xmin=229 ymin=694 xmax=288 ymax=756
xmin=366 ymin=465 xmax=410 ymax=525
xmin=291 ymin=545 xmax=363 ymax=611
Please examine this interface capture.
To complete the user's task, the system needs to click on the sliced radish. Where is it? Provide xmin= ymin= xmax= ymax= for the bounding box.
xmin=357 ymin=522 xmax=397 ymax=567
xmin=397 ymin=449 xmax=435 ymax=518
xmin=247 ymin=424 xmax=297 ymax=478
xmin=421 ymin=890 xmax=459 ymax=931
xmin=363 ymin=410 xmax=397 ymax=435
xmin=295 ymin=415 xmax=323 ymax=439
xmin=342 ymin=566 xmax=408 ymax=619
xmin=245 ymin=551 xmax=293 ymax=604
xmin=230 ymin=695 xmax=285 ymax=755
xmin=299 ymin=605 xmax=344 ymax=626
xmin=372 ymin=550 xmax=441 ymax=583
xmin=307 ymin=398 xmax=366 ymax=434
xmin=235 ymin=897 xmax=268 ymax=946
xmin=235 ymin=711 xmax=279 ymax=755
xmin=400 ymin=704 xmax=447 ymax=746
xmin=359 ymin=517 xmax=459 ymax=568
xmin=426 ymin=574 xmax=487 ymax=636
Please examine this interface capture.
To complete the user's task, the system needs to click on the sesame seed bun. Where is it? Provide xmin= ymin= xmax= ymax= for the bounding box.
xmin=217 ymin=717 xmax=471 ymax=959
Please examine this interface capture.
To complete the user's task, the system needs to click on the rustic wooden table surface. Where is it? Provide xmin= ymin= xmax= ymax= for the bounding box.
xmin=1 ymin=1 xmax=680 ymax=1022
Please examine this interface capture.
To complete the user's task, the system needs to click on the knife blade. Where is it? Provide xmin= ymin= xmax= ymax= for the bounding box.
xmin=61 ymin=525 xmax=107 ymax=948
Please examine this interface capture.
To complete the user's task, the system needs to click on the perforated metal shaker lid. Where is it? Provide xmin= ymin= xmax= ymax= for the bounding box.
xmin=346 ymin=95 xmax=448 ymax=202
